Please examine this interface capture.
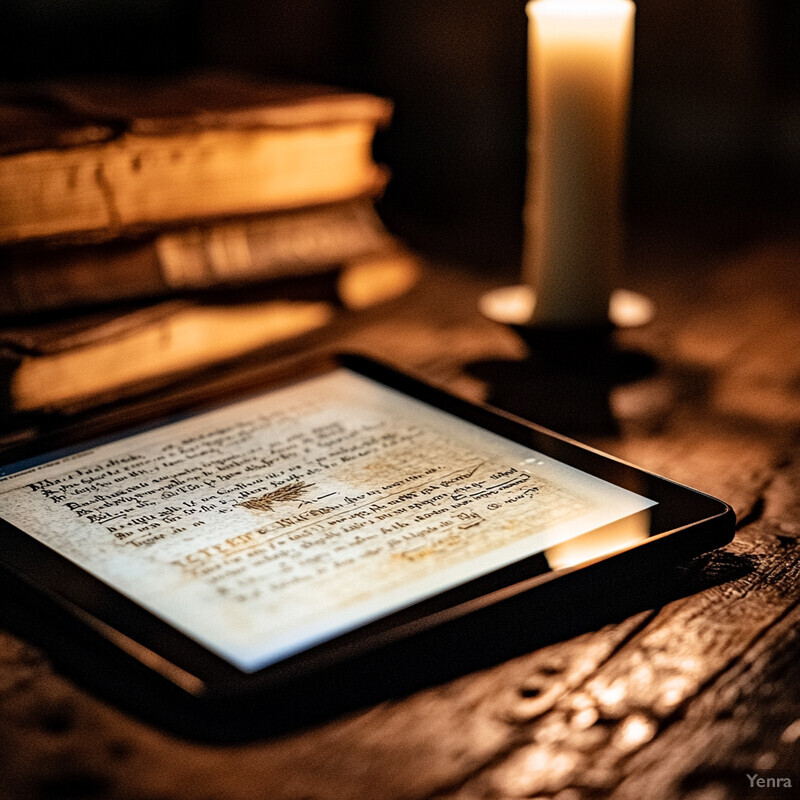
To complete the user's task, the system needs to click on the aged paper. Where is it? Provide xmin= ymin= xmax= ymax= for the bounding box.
xmin=0 ymin=369 xmax=654 ymax=671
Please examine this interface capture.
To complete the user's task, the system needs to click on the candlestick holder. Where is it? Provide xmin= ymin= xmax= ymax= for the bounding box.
xmin=471 ymin=0 xmax=654 ymax=431
xmin=479 ymin=285 xmax=654 ymax=331
xmin=473 ymin=285 xmax=656 ymax=438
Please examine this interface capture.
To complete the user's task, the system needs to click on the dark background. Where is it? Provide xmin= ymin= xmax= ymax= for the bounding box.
xmin=2 ymin=0 xmax=797 ymax=266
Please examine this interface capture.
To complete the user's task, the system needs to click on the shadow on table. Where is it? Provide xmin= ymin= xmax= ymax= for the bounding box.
xmin=466 ymin=327 xmax=657 ymax=438
xmin=1 ymin=539 xmax=751 ymax=744
xmin=231 ymin=547 xmax=753 ymax=739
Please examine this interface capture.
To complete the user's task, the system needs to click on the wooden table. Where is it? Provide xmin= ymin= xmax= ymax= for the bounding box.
xmin=2 ymin=224 xmax=799 ymax=799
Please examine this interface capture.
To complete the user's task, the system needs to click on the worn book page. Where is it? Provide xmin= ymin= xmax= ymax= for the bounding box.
xmin=0 ymin=369 xmax=655 ymax=671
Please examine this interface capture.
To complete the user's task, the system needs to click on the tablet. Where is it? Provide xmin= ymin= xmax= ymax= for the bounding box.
xmin=0 ymin=354 xmax=734 ymax=736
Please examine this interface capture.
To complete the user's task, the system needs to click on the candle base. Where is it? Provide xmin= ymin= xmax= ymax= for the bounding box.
xmin=479 ymin=285 xmax=654 ymax=330
xmin=472 ymin=283 xmax=657 ymax=435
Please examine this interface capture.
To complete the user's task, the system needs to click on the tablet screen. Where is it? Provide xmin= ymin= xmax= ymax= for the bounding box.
xmin=0 ymin=368 xmax=656 ymax=672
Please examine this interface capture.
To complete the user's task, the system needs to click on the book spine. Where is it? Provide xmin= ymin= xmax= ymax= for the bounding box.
xmin=0 ymin=202 xmax=395 ymax=316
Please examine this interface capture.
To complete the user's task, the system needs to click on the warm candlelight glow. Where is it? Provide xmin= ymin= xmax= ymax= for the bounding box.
xmin=531 ymin=0 xmax=634 ymax=20
xmin=525 ymin=0 xmax=635 ymax=327
xmin=544 ymin=509 xmax=649 ymax=570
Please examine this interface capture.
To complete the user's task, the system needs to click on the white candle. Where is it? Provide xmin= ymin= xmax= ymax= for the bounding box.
xmin=524 ymin=0 xmax=635 ymax=327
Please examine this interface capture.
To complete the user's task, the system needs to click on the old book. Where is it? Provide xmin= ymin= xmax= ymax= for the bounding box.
xmin=0 ymin=72 xmax=392 ymax=246
xmin=0 ymin=251 xmax=418 ymax=415
xmin=0 ymin=201 xmax=398 ymax=316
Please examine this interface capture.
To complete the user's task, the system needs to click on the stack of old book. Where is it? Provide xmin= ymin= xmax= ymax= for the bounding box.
xmin=0 ymin=72 xmax=417 ymax=418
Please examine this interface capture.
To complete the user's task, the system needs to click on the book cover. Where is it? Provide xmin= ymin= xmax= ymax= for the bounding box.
xmin=0 ymin=201 xmax=399 ymax=316
xmin=0 ymin=72 xmax=392 ymax=246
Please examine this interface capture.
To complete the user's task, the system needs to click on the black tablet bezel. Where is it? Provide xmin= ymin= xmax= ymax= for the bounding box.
xmin=0 ymin=353 xmax=735 ymax=705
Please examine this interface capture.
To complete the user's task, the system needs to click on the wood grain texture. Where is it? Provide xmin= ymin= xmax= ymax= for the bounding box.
xmin=1 ymin=233 xmax=799 ymax=799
